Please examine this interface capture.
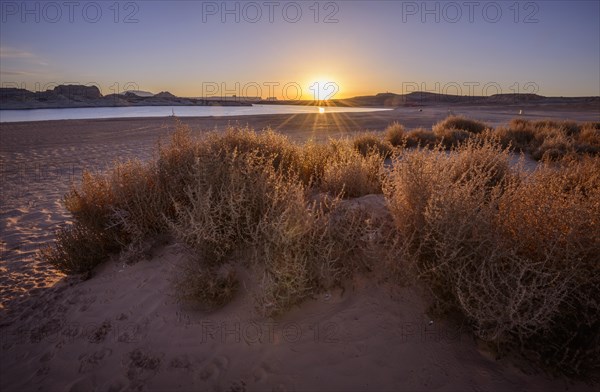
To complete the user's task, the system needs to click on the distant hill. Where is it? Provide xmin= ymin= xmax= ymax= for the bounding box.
xmin=154 ymin=91 xmax=177 ymax=99
xmin=0 ymin=85 xmax=251 ymax=109
xmin=260 ymin=92 xmax=599 ymax=107
xmin=120 ymin=90 xmax=154 ymax=97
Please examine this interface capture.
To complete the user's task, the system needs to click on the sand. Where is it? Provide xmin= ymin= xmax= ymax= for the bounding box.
xmin=1 ymin=106 xmax=598 ymax=391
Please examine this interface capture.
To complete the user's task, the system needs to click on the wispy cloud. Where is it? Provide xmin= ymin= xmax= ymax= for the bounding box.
xmin=0 ymin=47 xmax=36 ymax=59
xmin=0 ymin=70 xmax=32 ymax=76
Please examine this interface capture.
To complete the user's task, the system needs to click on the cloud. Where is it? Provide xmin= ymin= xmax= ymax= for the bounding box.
xmin=0 ymin=70 xmax=33 ymax=76
xmin=0 ymin=47 xmax=36 ymax=59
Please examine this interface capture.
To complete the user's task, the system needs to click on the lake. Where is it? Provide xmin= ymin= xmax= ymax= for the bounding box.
xmin=0 ymin=104 xmax=392 ymax=123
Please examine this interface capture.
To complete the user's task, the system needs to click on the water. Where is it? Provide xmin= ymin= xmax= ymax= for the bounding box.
xmin=0 ymin=104 xmax=392 ymax=123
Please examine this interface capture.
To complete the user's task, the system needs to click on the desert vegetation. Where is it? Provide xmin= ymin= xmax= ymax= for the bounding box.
xmin=43 ymin=116 xmax=599 ymax=378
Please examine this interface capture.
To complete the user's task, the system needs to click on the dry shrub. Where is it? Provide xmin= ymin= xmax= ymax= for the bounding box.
xmin=385 ymin=121 xmax=406 ymax=147
xmin=42 ymin=222 xmax=111 ymax=274
xmin=161 ymin=128 xmax=391 ymax=313
xmin=532 ymin=131 xmax=573 ymax=161
xmin=327 ymin=195 xmax=398 ymax=276
xmin=46 ymin=122 xmax=394 ymax=310
xmin=384 ymin=140 xmax=599 ymax=377
xmin=352 ymin=132 xmax=393 ymax=158
xmin=44 ymin=170 xmax=125 ymax=273
xmin=494 ymin=125 xmax=536 ymax=152
xmin=256 ymin=193 xmax=391 ymax=316
xmin=499 ymin=119 xmax=600 ymax=161
xmin=321 ymin=140 xmax=384 ymax=198
xmin=174 ymin=261 xmax=238 ymax=309
xmin=495 ymin=157 xmax=600 ymax=376
xmin=156 ymin=122 xmax=203 ymax=205
xmin=45 ymin=124 xmax=199 ymax=274
xmin=575 ymin=123 xmax=600 ymax=155
xmin=432 ymin=127 xmax=471 ymax=148
xmin=433 ymin=115 xmax=488 ymax=134
xmin=256 ymin=189 xmax=331 ymax=316
xmin=167 ymin=150 xmax=277 ymax=264
xmin=448 ymin=138 xmax=512 ymax=190
xmin=46 ymin=144 xmax=181 ymax=273
xmin=405 ymin=128 xmax=437 ymax=148
xmin=384 ymin=138 xmax=511 ymax=255
xmin=63 ymin=170 xmax=122 ymax=245
xmin=297 ymin=140 xmax=333 ymax=185
xmin=204 ymin=125 xmax=300 ymax=173
xmin=109 ymin=160 xmax=171 ymax=244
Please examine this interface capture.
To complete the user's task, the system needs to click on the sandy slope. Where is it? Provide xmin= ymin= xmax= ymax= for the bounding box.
xmin=2 ymin=237 xmax=593 ymax=391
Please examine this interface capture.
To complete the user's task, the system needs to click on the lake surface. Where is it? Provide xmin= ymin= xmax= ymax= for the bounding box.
xmin=0 ymin=105 xmax=392 ymax=123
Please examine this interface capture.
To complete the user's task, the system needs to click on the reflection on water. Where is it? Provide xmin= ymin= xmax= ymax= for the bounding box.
xmin=0 ymin=104 xmax=392 ymax=123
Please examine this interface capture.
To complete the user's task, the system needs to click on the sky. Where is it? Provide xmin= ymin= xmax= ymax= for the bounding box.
xmin=0 ymin=0 xmax=599 ymax=99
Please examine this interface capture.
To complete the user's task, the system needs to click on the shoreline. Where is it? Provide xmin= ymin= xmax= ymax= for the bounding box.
xmin=1 ymin=102 xmax=598 ymax=129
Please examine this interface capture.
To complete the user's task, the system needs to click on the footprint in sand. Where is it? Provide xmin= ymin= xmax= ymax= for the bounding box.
xmin=78 ymin=295 xmax=97 ymax=312
xmin=78 ymin=348 xmax=113 ymax=373
xmin=39 ymin=351 xmax=54 ymax=363
xmin=197 ymin=356 xmax=229 ymax=381
xmin=67 ymin=377 xmax=95 ymax=392
xmin=169 ymin=354 xmax=192 ymax=371
xmin=87 ymin=320 xmax=112 ymax=343
xmin=124 ymin=348 xmax=163 ymax=382
xmin=251 ymin=363 xmax=271 ymax=383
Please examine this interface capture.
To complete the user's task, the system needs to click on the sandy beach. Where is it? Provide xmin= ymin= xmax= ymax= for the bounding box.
xmin=1 ymin=106 xmax=598 ymax=391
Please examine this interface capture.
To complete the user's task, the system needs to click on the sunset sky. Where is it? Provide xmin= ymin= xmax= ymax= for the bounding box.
xmin=1 ymin=1 xmax=599 ymax=99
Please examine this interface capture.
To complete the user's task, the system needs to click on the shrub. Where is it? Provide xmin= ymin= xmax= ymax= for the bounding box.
xmin=44 ymin=170 xmax=126 ymax=274
xmin=500 ymin=119 xmax=600 ymax=160
xmin=204 ymin=125 xmax=300 ymax=173
xmin=352 ymin=132 xmax=393 ymax=158
xmin=575 ymin=123 xmax=600 ymax=155
xmin=173 ymin=261 xmax=238 ymax=309
xmin=256 ymin=192 xmax=391 ymax=316
xmin=167 ymin=149 xmax=277 ymax=264
xmin=256 ymin=195 xmax=331 ymax=316
xmin=405 ymin=128 xmax=437 ymax=148
xmin=433 ymin=115 xmax=488 ymax=134
xmin=384 ymin=141 xmax=600 ymax=377
xmin=296 ymin=140 xmax=331 ymax=185
xmin=62 ymin=170 xmax=123 ymax=246
xmin=109 ymin=160 xmax=171 ymax=244
xmin=385 ymin=122 xmax=406 ymax=147
xmin=321 ymin=140 xmax=384 ymax=198
xmin=42 ymin=222 xmax=113 ymax=274
xmin=494 ymin=125 xmax=536 ymax=152
xmin=155 ymin=122 xmax=206 ymax=205
xmin=532 ymin=131 xmax=572 ymax=161
xmin=432 ymin=127 xmax=471 ymax=148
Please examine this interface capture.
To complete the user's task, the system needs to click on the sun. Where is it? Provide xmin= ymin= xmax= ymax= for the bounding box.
xmin=318 ymin=107 xmax=325 ymax=114
xmin=308 ymin=78 xmax=340 ymax=101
